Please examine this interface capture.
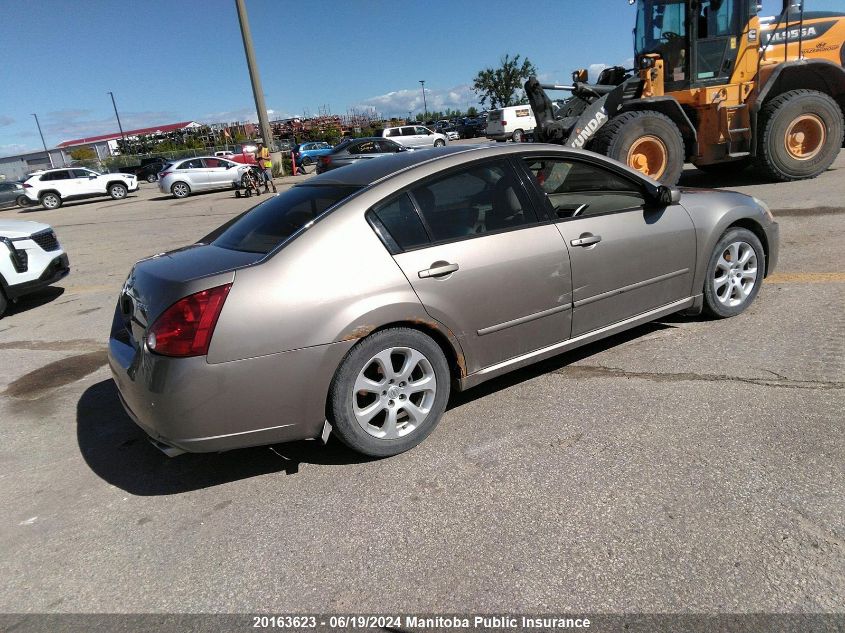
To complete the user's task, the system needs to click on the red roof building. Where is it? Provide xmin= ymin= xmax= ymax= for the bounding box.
xmin=56 ymin=121 xmax=201 ymax=149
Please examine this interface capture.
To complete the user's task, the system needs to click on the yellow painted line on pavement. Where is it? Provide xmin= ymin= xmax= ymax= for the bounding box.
xmin=767 ymin=272 xmax=845 ymax=283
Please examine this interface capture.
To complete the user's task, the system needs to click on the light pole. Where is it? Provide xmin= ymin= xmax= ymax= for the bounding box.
xmin=419 ymin=80 xmax=427 ymax=121
xmin=408 ymin=110 xmax=413 ymax=122
xmin=235 ymin=0 xmax=280 ymax=173
xmin=31 ymin=113 xmax=54 ymax=168
xmin=107 ymin=91 xmax=127 ymax=155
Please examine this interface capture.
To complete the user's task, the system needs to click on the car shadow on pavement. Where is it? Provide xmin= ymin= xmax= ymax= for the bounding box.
xmin=76 ymin=379 xmax=369 ymax=496
xmin=678 ymin=165 xmax=775 ymax=188
xmin=3 ymin=286 xmax=64 ymax=316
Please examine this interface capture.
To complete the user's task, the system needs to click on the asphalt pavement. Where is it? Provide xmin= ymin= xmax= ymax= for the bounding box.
xmin=0 ymin=147 xmax=842 ymax=615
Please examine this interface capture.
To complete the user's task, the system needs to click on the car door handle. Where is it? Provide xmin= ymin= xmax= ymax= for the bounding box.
xmin=418 ymin=263 xmax=459 ymax=278
xmin=570 ymin=234 xmax=602 ymax=247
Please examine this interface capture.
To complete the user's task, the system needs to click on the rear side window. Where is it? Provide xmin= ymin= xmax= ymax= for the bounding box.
xmin=488 ymin=110 xmax=502 ymax=121
xmin=385 ymin=129 xmax=400 ymax=137
xmin=212 ymin=185 xmax=361 ymax=254
xmin=349 ymin=140 xmax=377 ymax=154
xmin=411 ymin=160 xmax=538 ymax=242
xmin=400 ymin=127 xmax=417 ymax=136
xmin=373 ymin=194 xmax=430 ymax=251
xmin=178 ymin=159 xmax=203 ymax=170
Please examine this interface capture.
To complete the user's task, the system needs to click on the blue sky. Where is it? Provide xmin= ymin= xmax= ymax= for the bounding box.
xmin=0 ymin=0 xmax=840 ymax=156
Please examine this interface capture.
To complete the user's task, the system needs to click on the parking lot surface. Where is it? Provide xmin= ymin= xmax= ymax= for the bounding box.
xmin=1 ymin=146 xmax=843 ymax=613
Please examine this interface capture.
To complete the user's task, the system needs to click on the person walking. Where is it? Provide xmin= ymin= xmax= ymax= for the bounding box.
xmin=256 ymin=142 xmax=277 ymax=193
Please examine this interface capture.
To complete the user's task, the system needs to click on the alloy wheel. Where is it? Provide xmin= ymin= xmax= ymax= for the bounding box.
xmin=352 ymin=346 xmax=437 ymax=440
xmin=713 ymin=240 xmax=758 ymax=308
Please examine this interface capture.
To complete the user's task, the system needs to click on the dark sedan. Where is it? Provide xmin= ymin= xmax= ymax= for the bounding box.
xmin=316 ymin=137 xmax=410 ymax=173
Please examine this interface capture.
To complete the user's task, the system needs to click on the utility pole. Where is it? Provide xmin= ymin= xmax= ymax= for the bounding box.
xmin=419 ymin=80 xmax=427 ymax=121
xmin=107 ymin=91 xmax=127 ymax=155
xmin=31 ymin=113 xmax=54 ymax=168
xmin=235 ymin=0 xmax=281 ymax=173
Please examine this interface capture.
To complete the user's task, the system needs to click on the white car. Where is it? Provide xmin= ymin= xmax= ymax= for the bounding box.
xmin=379 ymin=125 xmax=447 ymax=148
xmin=23 ymin=167 xmax=138 ymax=210
xmin=485 ymin=105 xmax=537 ymax=143
xmin=157 ymin=156 xmax=252 ymax=198
xmin=0 ymin=220 xmax=69 ymax=317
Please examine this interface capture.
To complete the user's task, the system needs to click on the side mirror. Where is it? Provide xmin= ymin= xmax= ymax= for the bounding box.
xmin=657 ymin=185 xmax=681 ymax=205
xmin=89 ymin=175 xmax=97 ymax=179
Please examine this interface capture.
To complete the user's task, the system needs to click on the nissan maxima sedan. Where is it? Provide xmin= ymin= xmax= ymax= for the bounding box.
xmin=315 ymin=137 xmax=410 ymax=173
xmin=109 ymin=144 xmax=778 ymax=458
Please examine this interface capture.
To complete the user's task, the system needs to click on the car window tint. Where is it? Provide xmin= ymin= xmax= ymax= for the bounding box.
xmin=71 ymin=169 xmax=90 ymax=178
xmin=204 ymin=158 xmax=222 ymax=168
xmin=411 ymin=160 xmax=537 ymax=242
xmin=349 ymin=140 xmax=378 ymax=155
xmin=373 ymin=193 xmax=430 ymax=251
xmin=213 ymin=185 xmax=361 ymax=254
xmin=47 ymin=171 xmax=70 ymax=180
xmin=385 ymin=128 xmax=400 ymax=137
xmin=400 ymin=127 xmax=417 ymax=136
xmin=523 ymin=158 xmax=646 ymax=218
xmin=415 ymin=127 xmax=429 ymax=135
xmin=178 ymin=159 xmax=203 ymax=170
xmin=375 ymin=140 xmax=400 ymax=153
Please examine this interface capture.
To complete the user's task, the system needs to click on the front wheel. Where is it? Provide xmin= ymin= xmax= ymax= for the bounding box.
xmin=0 ymin=288 xmax=7 ymax=318
xmin=512 ymin=129 xmax=524 ymax=143
xmin=591 ymin=110 xmax=685 ymax=185
xmin=171 ymin=182 xmax=190 ymax=198
xmin=434 ymin=139 xmax=445 ymax=147
xmin=702 ymin=228 xmax=765 ymax=318
xmin=109 ymin=183 xmax=127 ymax=200
xmin=328 ymin=328 xmax=451 ymax=457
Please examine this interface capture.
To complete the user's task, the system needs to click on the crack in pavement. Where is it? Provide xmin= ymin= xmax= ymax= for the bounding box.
xmin=554 ymin=364 xmax=844 ymax=390
xmin=0 ymin=339 xmax=103 ymax=352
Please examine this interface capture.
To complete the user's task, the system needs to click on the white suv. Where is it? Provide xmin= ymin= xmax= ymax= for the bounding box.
xmin=0 ymin=220 xmax=69 ymax=317
xmin=23 ymin=167 xmax=138 ymax=209
xmin=379 ymin=125 xmax=447 ymax=148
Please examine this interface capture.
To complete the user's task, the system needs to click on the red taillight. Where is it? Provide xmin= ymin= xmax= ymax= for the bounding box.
xmin=319 ymin=156 xmax=331 ymax=165
xmin=159 ymin=171 xmax=172 ymax=179
xmin=147 ymin=284 xmax=232 ymax=357
xmin=501 ymin=120 xmax=507 ymax=126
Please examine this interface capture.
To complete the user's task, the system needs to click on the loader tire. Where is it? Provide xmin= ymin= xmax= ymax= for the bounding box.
xmin=754 ymin=89 xmax=843 ymax=182
xmin=591 ymin=111 xmax=684 ymax=185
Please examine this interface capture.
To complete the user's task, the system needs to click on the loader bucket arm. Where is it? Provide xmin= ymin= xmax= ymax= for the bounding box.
xmin=525 ymin=76 xmax=573 ymax=143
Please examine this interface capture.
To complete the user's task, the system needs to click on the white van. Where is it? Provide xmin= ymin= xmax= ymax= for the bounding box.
xmin=485 ymin=106 xmax=536 ymax=143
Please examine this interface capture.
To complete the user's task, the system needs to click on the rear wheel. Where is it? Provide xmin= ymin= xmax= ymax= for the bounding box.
xmin=171 ymin=182 xmax=190 ymax=198
xmin=0 ymin=287 xmax=7 ymax=318
xmin=434 ymin=139 xmax=445 ymax=147
xmin=702 ymin=228 xmax=765 ymax=318
xmin=329 ymin=328 xmax=451 ymax=457
xmin=755 ymin=89 xmax=843 ymax=182
xmin=512 ymin=129 xmax=524 ymax=143
xmin=15 ymin=195 xmax=29 ymax=208
xmin=40 ymin=192 xmax=62 ymax=209
xmin=109 ymin=183 xmax=127 ymax=200
xmin=301 ymin=156 xmax=313 ymax=166
xmin=145 ymin=173 xmax=157 ymax=183
xmin=591 ymin=110 xmax=685 ymax=185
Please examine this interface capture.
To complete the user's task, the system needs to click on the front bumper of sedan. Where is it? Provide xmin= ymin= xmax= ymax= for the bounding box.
xmin=107 ymin=313 xmax=354 ymax=454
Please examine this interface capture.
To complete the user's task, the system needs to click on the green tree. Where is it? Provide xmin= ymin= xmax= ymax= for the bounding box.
xmin=69 ymin=146 xmax=96 ymax=160
xmin=466 ymin=106 xmax=478 ymax=117
xmin=472 ymin=54 xmax=537 ymax=109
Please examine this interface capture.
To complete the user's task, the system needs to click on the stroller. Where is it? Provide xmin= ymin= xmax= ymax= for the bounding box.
xmin=234 ymin=165 xmax=264 ymax=198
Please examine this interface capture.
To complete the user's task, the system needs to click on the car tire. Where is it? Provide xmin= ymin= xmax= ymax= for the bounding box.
xmin=40 ymin=192 xmax=62 ymax=209
xmin=512 ymin=129 xmax=524 ymax=143
xmin=109 ymin=183 xmax=128 ymax=200
xmin=16 ymin=195 xmax=29 ymax=208
xmin=434 ymin=139 xmax=445 ymax=147
xmin=0 ymin=287 xmax=7 ymax=318
xmin=591 ymin=110 xmax=685 ymax=185
xmin=328 ymin=327 xmax=451 ymax=457
xmin=171 ymin=182 xmax=191 ymax=199
xmin=301 ymin=156 xmax=313 ymax=166
xmin=754 ymin=89 xmax=844 ymax=182
xmin=146 ymin=173 xmax=157 ymax=183
xmin=702 ymin=227 xmax=765 ymax=319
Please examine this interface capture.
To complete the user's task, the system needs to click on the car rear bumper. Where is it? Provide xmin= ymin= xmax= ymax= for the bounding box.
xmin=4 ymin=253 xmax=70 ymax=300
xmin=107 ymin=324 xmax=354 ymax=453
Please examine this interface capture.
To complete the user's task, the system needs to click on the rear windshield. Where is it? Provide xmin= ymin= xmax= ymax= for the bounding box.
xmin=488 ymin=110 xmax=502 ymax=121
xmin=211 ymin=185 xmax=361 ymax=254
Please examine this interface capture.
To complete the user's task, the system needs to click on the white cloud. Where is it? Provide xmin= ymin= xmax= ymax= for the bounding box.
xmin=201 ymin=106 xmax=290 ymax=124
xmin=0 ymin=143 xmax=36 ymax=157
xmin=355 ymin=84 xmax=480 ymax=117
xmin=42 ymin=109 xmax=182 ymax=143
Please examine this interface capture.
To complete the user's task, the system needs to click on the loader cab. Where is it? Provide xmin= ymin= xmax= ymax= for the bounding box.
xmin=634 ymin=0 xmax=757 ymax=90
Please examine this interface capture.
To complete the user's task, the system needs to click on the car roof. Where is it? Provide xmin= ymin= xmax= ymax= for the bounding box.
xmin=307 ymin=143 xmax=665 ymax=192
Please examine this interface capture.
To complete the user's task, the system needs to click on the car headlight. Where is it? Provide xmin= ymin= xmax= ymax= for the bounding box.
xmin=752 ymin=197 xmax=774 ymax=222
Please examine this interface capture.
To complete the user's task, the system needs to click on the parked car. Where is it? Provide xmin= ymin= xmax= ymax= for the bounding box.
xmin=486 ymin=105 xmax=536 ymax=142
xmin=378 ymin=125 xmax=447 ymax=148
xmin=294 ymin=141 xmax=333 ymax=167
xmin=116 ymin=157 xmax=167 ymax=183
xmin=0 ymin=181 xmax=27 ymax=208
xmin=443 ymin=127 xmax=460 ymax=141
xmin=109 ymin=143 xmax=778 ymax=459
xmin=23 ymin=167 xmax=138 ymax=209
xmin=214 ymin=151 xmax=235 ymax=158
xmin=157 ymin=156 xmax=251 ymax=199
xmin=315 ymin=137 xmax=409 ymax=173
xmin=0 ymin=219 xmax=69 ymax=318
xmin=458 ymin=117 xmax=485 ymax=139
